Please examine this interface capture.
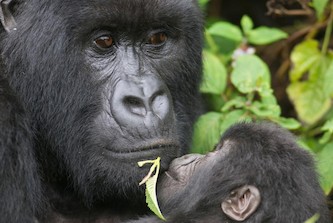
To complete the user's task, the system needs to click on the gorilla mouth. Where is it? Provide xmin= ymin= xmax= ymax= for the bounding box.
xmin=105 ymin=140 xmax=180 ymax=155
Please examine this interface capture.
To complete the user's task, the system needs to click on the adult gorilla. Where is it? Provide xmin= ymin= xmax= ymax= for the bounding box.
xmin=0 ymin=0 xmax=203 ymax=222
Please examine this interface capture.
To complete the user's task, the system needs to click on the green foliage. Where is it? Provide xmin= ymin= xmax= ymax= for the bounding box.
xmin=247 ymin=27 xmax=288 ymax=45
xmin=192 ymin=9 xmax=333 ymax=194
xmin=198 ymin=0 xmax=210 ymax=9
xmin=317 ymin=142 xmax=333 ymax=194
xmin=288 ymin=40 xmax=333 ymax=124
xmin=201 ymin=50 xmax=227 ymax=94
xmin=312 ymin=0 xmax=330 ymax=19
xmin=138 ymin=157 xmax=166 ymax=221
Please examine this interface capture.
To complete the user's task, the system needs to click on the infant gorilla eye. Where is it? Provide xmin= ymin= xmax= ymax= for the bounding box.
xmin=94 ymin=35 xmax=114 ymax=49
xmin=147 ymin=32 xmax=167 ymax=45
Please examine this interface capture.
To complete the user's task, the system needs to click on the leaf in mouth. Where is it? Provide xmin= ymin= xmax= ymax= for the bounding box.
xmin=138 ymin=157 xmax=166 ymax=221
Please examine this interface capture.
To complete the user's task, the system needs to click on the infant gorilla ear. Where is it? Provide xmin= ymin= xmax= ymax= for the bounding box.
xmin=221 ymin=185 xmax=260 ymax=221
xmin=155 ymin=122 xmax=330 ymax=223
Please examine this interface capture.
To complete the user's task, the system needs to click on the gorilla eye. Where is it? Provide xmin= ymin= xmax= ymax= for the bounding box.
xmin=147 ymin=32 xmax=167 ymax=45
xmin=94 ymin=35 xmax=114 ymax=49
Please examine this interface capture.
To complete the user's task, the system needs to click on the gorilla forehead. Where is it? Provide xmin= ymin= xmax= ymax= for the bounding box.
xmin=58 ymin=0 xmax=199 ymax=32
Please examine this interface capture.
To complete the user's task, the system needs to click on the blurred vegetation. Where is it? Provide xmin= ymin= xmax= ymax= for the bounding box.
xmin=193 ymin=0 xmax=333 ymax=195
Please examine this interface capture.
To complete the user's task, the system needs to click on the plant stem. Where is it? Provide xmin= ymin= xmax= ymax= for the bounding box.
xmin=321 ymin=6 xmax=333 ymax=55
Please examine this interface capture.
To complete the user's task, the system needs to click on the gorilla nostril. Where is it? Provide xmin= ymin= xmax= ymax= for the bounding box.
xmin=151 ymin=91 xmax=169 ymax=119
xmin=123 ymin=96 xmax=147 ymax=116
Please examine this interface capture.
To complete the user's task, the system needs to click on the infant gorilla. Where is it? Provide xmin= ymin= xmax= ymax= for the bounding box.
xmin=130 ymin=122 xmax=331 ymax=223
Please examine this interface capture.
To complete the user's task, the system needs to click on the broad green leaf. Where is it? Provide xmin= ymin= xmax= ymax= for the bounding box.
xmin=321 ymin=119 xmax=333 ymax=133
xmin=221 ymin=96 xmax=246 ymax=112
xmin=247 ymin=27 xmax=288 ymax=45
xmin=207 ymin=22 xmax=243 ymax=43
xmin=260 ymin=89 xmax=279 ymax=106
xmin=319 ymin=132 xmax=332 ymax=144
xmin=312 ymin=0 xmax=329 ymax=19
xmin=317 ymin=142 xmax=333 ymax=194
xmin=304 ymin=214 xmax=320 ymax=223
xmin=287 ymin=82 xmax=331 ymax=125
xmin=138 ymin=158 xmax=166 ymax=221
xmin=192 ymin=112 xmax=223 ymax=154
xmin=201 ymin=50 xmax=227 ymax=94
xmin=290 ymin=40 xmax=321 ymax=82
xmin=241 ymin=15 xmax=253 ymax=36
xmin=258 ymin=90 xmax=282 ymax=118
xmin=320 ymin=119 xmax=333 ymax=144
xmin=231 ymin=55 xmax=271 ymax=94
xmin=248 ymin=101 xmax=281 ymax=118
xmin=271 ymin=117 xmax=301 ymax=130
xmin=220 ymin=110 xmax=247 ymax=134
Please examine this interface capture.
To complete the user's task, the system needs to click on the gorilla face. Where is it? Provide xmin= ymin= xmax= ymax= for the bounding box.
xmin=2 ymin=0 xmax=203 ymax=204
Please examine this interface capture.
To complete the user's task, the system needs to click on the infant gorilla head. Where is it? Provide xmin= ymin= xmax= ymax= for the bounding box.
xmin=157 ymin=122 xmax=330 ymax=223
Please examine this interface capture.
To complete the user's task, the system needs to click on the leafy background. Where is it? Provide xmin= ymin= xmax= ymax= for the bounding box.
xmin=193 ymin=0 xmax=333 ymax=195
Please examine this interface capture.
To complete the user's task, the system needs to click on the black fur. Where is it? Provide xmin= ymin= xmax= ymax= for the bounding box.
xmin=0 ymin=0 xmax=203 ymax=222
xmin=132 ymin=122 xmax=331 ymax=223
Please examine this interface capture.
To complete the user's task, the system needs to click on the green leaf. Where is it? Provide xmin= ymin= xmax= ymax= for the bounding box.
xmin=320 ymin=119 xmax=333 ymax=144
xmin=312 ymin=0 xmax=329 ymax=19
xmin=287 ymin=82 xmax=331 ymax=125
xmin=231 ymin=55 xmax=271 ymax=94
xmin=192 ymin=112 xmax=223 ymax=154
xmin=241 ymin=15 xmax=253 ymax=36
xmin=220 ymin=110 xmax=247 ymax=134
xmin=317 ymin=142 xmax=333 ymax=194
xmin=290 ymin=40 xmax=321 ymax=82
xmin=304 ymin=214 xmax=320 ymax=223
xmin=221 ymin=96 xmax=246 ymax=112
xmin=138 ymin=157 xmax=166 ymax=221
xmin=207 ymin=22 xmax=243 ymax=43
xmin=201 ymin=50 xmax=227 ymax=94
xmin=247 ymin=27 xmax=288 ymax=45
xmin=248 ymin=101 xmax=281 ymax=118
xmin=319 ymin=132 xmax=332 ymax=144
xmin=260 ymin=89 xmax=279 ymax=106
xmin=271 ymin=117 xmax=301 ymax=130
xmin=322 ymin=119 xmax=333 ymax=133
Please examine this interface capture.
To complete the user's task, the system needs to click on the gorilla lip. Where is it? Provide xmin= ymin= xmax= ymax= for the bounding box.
xmin=105 ymin=140 xmax=180 ymax=155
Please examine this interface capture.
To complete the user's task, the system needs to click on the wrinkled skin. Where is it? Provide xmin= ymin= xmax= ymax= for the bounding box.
xmin=0 ymin=0 xmax=203 ymax=222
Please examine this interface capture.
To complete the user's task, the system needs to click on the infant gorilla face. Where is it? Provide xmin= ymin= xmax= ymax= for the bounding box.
xmin=156 ymin=139 xmax=261 ymax=222
xmin=157 ymin=140 xmax=232 ymax=201
xmin=159 ymin=140 xmax=232 ymax=190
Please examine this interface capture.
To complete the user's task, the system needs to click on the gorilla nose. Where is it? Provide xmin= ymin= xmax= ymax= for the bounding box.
xmin=122 ymin=92 xmax=168 ymax=118
xmin=111 ymin=76 xmax=174 ymax=129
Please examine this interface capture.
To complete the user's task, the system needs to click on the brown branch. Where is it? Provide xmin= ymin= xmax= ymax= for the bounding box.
xmin=266 ymin=0 xmax=313 ymax=17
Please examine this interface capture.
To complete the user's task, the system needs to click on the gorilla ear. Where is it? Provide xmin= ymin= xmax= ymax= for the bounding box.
xmin=221 ymin=185 xmax=261 ymax=221
xmin=0 ymin=0 xmax=17 ymax=32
